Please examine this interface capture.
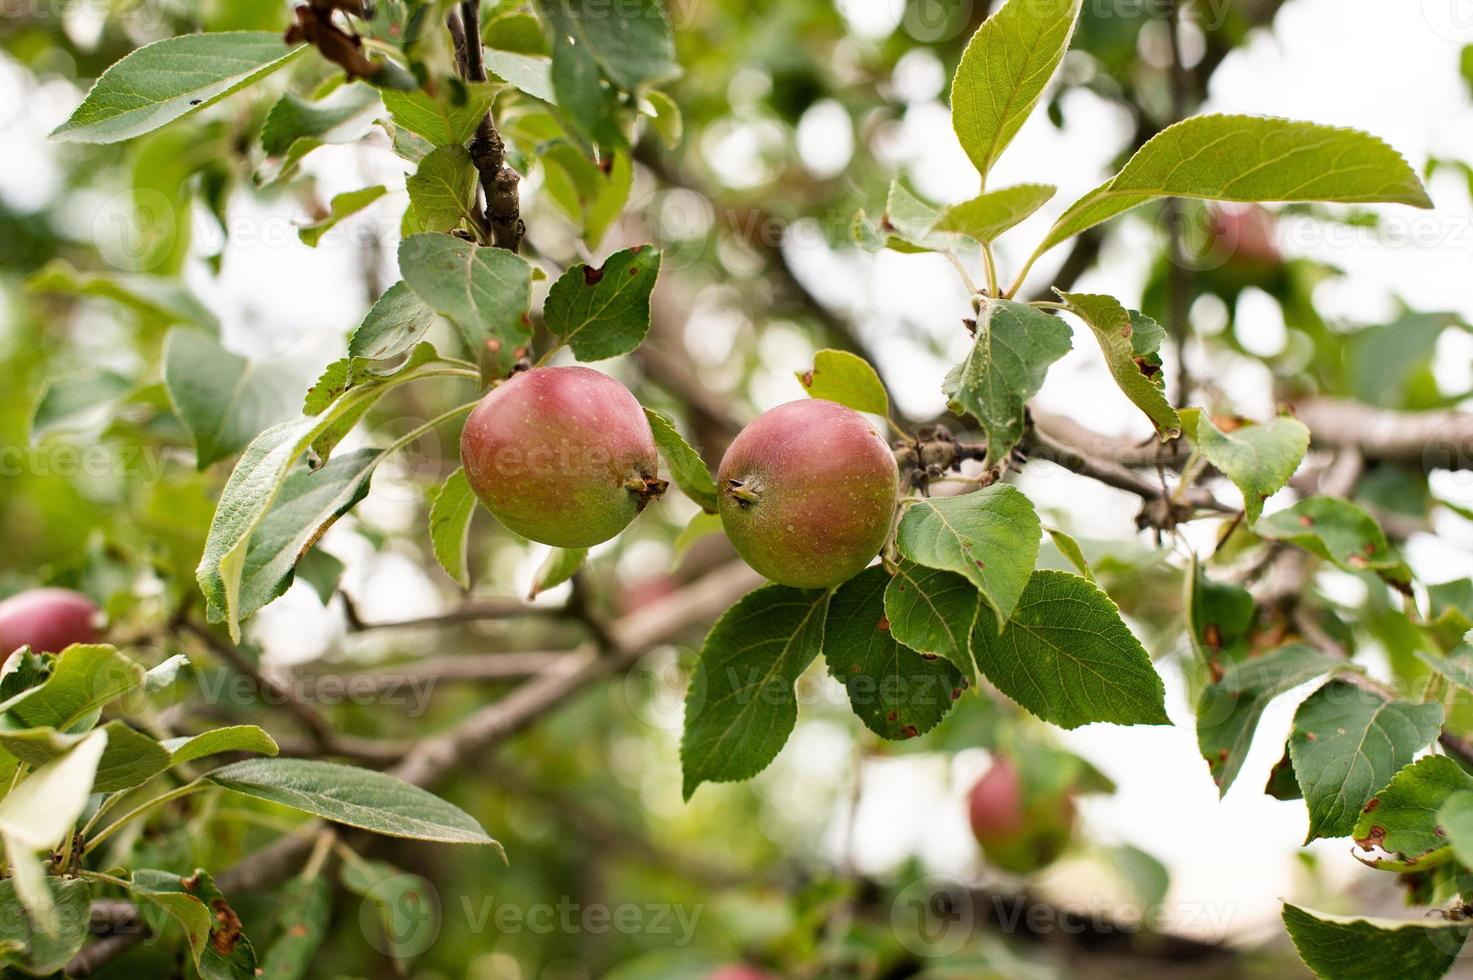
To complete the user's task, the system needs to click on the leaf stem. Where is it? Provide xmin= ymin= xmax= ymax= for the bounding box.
xmin=943 ymin=252 xmax=979 ymax=294
xmin=383 ymin=401 xmax=479 ymax=455
xmin=980 ymin=244 xmax=1000 ymax=297
xmin=84 ymin=780 xmax=205 ymax=856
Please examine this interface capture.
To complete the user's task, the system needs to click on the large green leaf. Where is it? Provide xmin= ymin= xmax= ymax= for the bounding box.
xmin=131 ymin=869 xmax=256 ymax=979
xmin=796 ymin=349 xmax=889 ymax=417
xmin=0 ymin=644 xmax=144 ymax=730
xmin=1035 ymin=115 xmax=1432 ymax=258
xmin=222 ymin=448 xmax=383 ymax=626
xmin=51 ymin=32 xmax=304 ymax=144
xmin=0 ymin=877 xmax=92 ymax=975
xmin=207 ymin=758 xmax=499 ymax=845
xmin=1257 ymin=496 xmax=1411 ymax=585
xmin=543 ymin=246 xmax=661 ymax=361
xmin=397 ymin=234 xmax=534 ymax=378
xmin=196 ymin=351 xmax=464 ymax=639
xmin=348 ymin=281 xmax=439 ymax=363
xmin=933 ymin=184 xmax=1056 ymax=243
xmin=950 ymin=0 xmax=1081 ymax=180
xmin=1195 ymin=644 xmax=1341 ymax=795
xmin=163 ymin=328 xmax=302 ymax=469
xmin=884 ymin=560 xmax=979 ymax=681
xmin=0 ymin=730 xmax=107 ymax=850
xmin=1289 ymin=681 xmax=1443 ymax=841
xmin=1057 ymin=292 xmax=1179 ymax=439
xmin=1181 ymin=410 xmax=1309 ymax=525
xmin=162 ymin=725 xmax=280 ymax=765
xmin=1282 ymin=903 xmax=1468 ymax=980
xmin=824 ymin=568 xmax=963 ymax=739
xmin=428 ymin=467 xmax=477 ymax=589
xmin=681 ymin=585 xmax=829 ymax=799
xmin=1349 ymin=755 xmax=1473 ymax=870
xmin=943 ymin=299 xmax=1071 ymax=466
xmin=644 ymin=409 xmax=718 ymax=513
xmin=894 ymin=483 xmax=1040 ymax=624
xmin=0 ymin=722 xmax=171 ymax=795
xmin=969 ymin=570 xmax=1169 ymax=729
xmin=535 ymin=0 xmax=679 ymax=93
xmin=380 ymin=82 xmax=497 ymax=147
xmin=259 ymin=82 xmax=382 ymax=181
xmin=406 ymin=146 xmax=479 ymax=233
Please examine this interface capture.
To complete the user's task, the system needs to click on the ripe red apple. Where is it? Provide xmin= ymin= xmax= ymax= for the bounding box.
xmin=967 ymin=756 xmax=1076 ymax=874
xmin=460 ymin=367 xmax=666 ymax=548
xmin=717 ymin=399 xmax=897 ymax=589
xmin=0 ymin=588 xmax=101 ymax=655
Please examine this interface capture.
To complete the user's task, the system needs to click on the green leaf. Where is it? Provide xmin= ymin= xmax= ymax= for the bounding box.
xmin=31 ymin=371 xmax=134 ymax=442
xmin=644 ymin=408 xmax=718 ymax=513
xmin=796 ymin=349 xmax=890 ymax=417
xmin=25 ymin=259 xmax=218 ymax=329
xmin=298 ymin=185 xmax=387 ymax=247
xmin=223 ymin=448 xmax=384 ymax=626
xmin=50 ymin=32 xmax=304 ymax=144
xmin=537 ymin=0 xmax=679 ymax=93
xmin=0 ymin=722 xmax=162 ymax=798
xmin=1043 ymin=526 xmax=1093 ymax=582
xmin=428 ymin=467 xmax=477 ymax=589
xmin=883 ymin=560 xmax=979 ymax=681
xmin=1289 ymin=681 xmax=1443 ymax=841
xmin=1035 ymin=115 xmax=1433 ymax=259
xmin=1438 ymin=790 xmax=1473 ymax=870
xmin=207 ymin=758 xmax=499 ymax=845
xmin=1057 ymin=292 xmax=1180 ymax=439
xmin=950 ymin=0 xmax=1081 ymax=179
xmin=406 ymin=146 xmax=479 ymax=233
xmin=825 ymin=568 xmax=963 ymax=740
xmin=163 ymin=328 xmax=301 ymax=469
xmin=969 ymin=570 xmax=1169 ymax=729
xmin=1257 ymin=496 xmax=1411 ymax=585
xmin=131 ymin=869 xmax=257 ymax=979
xmin=894 ymin=483 xmax=1041 ymax=625
xmin=348 ymin=281 xmax=439 ymax=364
xmin=1416 ymin=645 xmax=1473 ymax=693
xmin=529 ymin=547 xmax=587 ymax=599
xmin=162 ymin=725 xmax=280 ymax=765
xmin=681 ymin=585 xmax=829 ymax=799
xmin=1195 ymin=644 xmax=1340 ymax=795
xmin=1348 ymin=756 xmax=1473 ymax=869
xmin=145 ymin=654 xmax=190 ymax=692
xmin=398 ymin=233 xmax=534 ymax=378
xmin=933 ymin=183 xmax=1056 ymax=243
xmin=0 ymin=644 xmax=144 ymax=730
xmin=197 ymin=351 xmax=461 ymax=639
xmin=1282 ymin=903 xmax=1468 ymax=980
xmin=544 ymin=246 xmax=661 ymax=361
xmin=673 ymin=510 xmax=723 ymax=560
xmin=1180 ymin=410 xmax=1309 ymax=525
xmin=0 ymin=877 xmax=91 ymax=974
xmin=91 ymin=722 xmax=171 ymax=793
xmin=258 ymin=876 xmax=332 ymax=980
xmin=584 ymin=151 xmax=633 ymax=250
xmin=0 ymin=730 xmax=107 ymax=850
xmin=1183 ymin=555 xmax=1256 ymax=664
xmin=379 ymin=82 xmax=497 ymax=147
xmin=486 ymin=50 xmax=555 ymax=103
xmin=259 ymin=82 xmax=381 ymax=181
xmin=643 ymin=89 xmax=682 ymax=147
xmin=943 ymin=299 xmax=1072 ymax=466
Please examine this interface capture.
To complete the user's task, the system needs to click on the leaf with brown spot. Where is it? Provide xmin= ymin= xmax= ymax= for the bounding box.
xmin=544 ymin=245 xmax=662 ymax=361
